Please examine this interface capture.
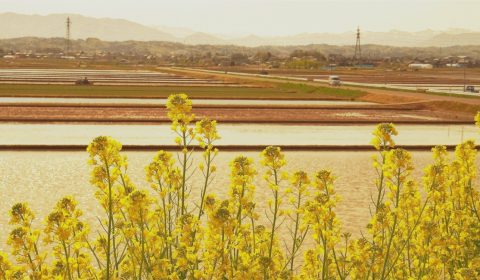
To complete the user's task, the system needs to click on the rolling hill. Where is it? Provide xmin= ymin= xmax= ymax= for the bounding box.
xmin=0 ymin=13 xmax=479 ymax=47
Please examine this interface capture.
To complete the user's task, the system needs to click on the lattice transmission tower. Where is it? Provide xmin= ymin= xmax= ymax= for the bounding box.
xmin=65 ymin=17 xmax=71 ymax=55
xmin=353 ymin=26 xmax=361 ymax=65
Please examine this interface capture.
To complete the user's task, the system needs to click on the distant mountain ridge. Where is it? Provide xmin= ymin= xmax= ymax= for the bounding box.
xmin=0 ymin=12 xmax=478 ymax=47
xmin=0 ymin=13 xmax=176 ymax=42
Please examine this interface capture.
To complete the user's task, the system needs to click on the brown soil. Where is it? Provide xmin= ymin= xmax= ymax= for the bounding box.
xmin=357 ymin=88 xmax=480 ymax=115
xmin=161 ymin=68 xmax=480 ymax=122
xmin=0 ymin=104 xmax=470 ymax=124
xmin=202 ymin=66 xmax=480 ymax=85
xmin=1 ymin=67 xmax=479 ymax=124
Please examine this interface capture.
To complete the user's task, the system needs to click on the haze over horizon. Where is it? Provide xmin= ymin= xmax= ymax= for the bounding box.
xmin=0 ymin=0 xmax=479 ymax=36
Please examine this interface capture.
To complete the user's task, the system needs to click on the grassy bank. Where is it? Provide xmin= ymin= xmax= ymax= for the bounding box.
xmin=0 ymin=83 xmax=365 ymax=99
xmin=278 ymin=82 xmax=365 ymax=99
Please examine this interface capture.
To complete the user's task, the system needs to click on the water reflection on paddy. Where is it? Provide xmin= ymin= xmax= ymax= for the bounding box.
xmin=0 ymin=97 xmax=374 ymax=106
xmin=1 ymin=123 xmax=478 ymax=146
xmin=2 ymin=150 xmax=475 ymax=251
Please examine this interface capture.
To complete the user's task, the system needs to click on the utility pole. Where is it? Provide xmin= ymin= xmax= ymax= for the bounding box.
xmin=65 ymin=17 xmax=71 ymax=55
xmin=384 ymin=67 xmax=387 ymax=86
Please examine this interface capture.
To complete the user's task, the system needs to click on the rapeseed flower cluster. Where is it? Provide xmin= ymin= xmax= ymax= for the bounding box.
xmin=0 ymin=95 xmax=478 ymax=279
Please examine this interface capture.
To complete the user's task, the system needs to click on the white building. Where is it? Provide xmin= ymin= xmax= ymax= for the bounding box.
xmin=446 ymin=63 xmax=462 ymax=68
xmin=408 ymin=63 xmax=433 ymax=69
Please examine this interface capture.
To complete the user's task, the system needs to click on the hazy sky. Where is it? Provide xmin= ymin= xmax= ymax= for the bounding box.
xmin=1 ymin=0 xmax=479 ymax=36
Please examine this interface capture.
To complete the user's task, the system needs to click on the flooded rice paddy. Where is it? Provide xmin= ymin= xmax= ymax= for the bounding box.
xmin=0 ymin=68 xmax=238 ymax=86
xmin=1 ymin=120 xmax=479 ymax=251
xmin=1 ymin=150 xmax=469 ymax=251
xmin=0 ymin=97 xmax=374 ymax=106
xmin=1 ymin=123 xmax=478 ymax=146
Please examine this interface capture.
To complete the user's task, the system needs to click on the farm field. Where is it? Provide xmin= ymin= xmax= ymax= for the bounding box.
xmin=0 ymin=68 xmax=244 ymax=86
xmin=0 ymin=81 xmax=365 ymax=100
xmin=202 ymin=66 xmax=480 ymax=85
xmin=0 ymin=103 xmax=456 ymax=123
xmin=2 ymin=150 xmax=473 ymax=250
xmin=0 ymin=68 xmax=478 ymax=123
xmin=1 ymin=66 xmax=479 ymax=278
xmin=0 ymin=97 xmax=375 ymax=105
xmin=1 ymin=123 xmax=477 ymax=147
xmin=196 ymin=66 xmax=480 ymax=96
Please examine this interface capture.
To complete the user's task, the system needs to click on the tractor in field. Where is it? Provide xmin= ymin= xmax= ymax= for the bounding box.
xmin=75 ymin=77 xmax=93 ymax=85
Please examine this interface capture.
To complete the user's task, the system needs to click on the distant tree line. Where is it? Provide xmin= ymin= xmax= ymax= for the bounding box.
xmin=0 ymin=37 xmax=479 ymax=68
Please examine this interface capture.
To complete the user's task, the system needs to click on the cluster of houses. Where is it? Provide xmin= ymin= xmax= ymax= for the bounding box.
xmin=408 ymin=56 xmax=475 ymax=69
xmin=1 ymin=48 xmax=477 ymax=70
xmin=1 ymin=50 xmax=158 ymax=65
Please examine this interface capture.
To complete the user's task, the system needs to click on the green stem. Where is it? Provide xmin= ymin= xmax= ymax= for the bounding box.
xmin=289 ymin=187 xmax=302 ymax=272
xmin=379 ymin=170 xmax=402 ymax=280
xmin=105 ymin=160 xmax=113 ymax=280
xmin=62 ymin=240 xmax=73 ymax=280
xmin=198 ymin=146 xmax=212 ymax=219
xmin=181 ymin=130 xmax=187 ymax=215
